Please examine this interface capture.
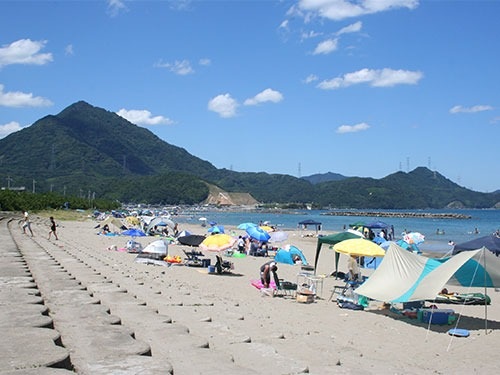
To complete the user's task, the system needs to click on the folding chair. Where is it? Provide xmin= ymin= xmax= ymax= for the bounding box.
xmin=328 ymin=277 xmax=364 ymax=302
xmin=272 ymin=272 xmax=297 ymax=297
xmin=215 ymin=255 xmax=233 ymax=274
xmin=183 ymin=249 xmax=206 ymax=267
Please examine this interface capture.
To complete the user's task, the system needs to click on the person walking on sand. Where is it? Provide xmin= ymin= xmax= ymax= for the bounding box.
xmin=48 ymin=216 xmax=58 ymax=240
xmin=22 ymin=211 xmax=34 ymax=236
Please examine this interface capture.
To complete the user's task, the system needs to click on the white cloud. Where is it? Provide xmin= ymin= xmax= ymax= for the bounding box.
xmin=0 ymin=39 xmax=53 ymax=68
xmin=199 ymin=58 xmax=211 ymax=66
xmin=116 ymin=109 xmax=174 ymax=126
xmin=301 ymin=30 xmax=322 ymax=41
xmin=279 ymin=19 xmax=289 ymax=30
xmin=313 ymin=38 xmax=338 ymax=55
xmin=336 ymin=122 xmax=370 ymax=134
xmin=304 ymin=74 xmax=319 ymax=84
xmin=155 ymin=59 xmax=194 ymax=75
xmin=65 ymin=44 xmax=74 ymax=56
xmin=0 ymin=121 xmax=22 ymax=139
xmin=0 ymin=84 xmax=52 ymax=107
xmin=208 ymin=94 xmax=238 ymax=118
xmin=337 ymin=21 xmax=362 ymax=35
xmin=317 ymin=68 xmax=423 ymax=89
xmin=297 ymin=0 xmax=419 ymax=21
xmin=169 ymin=0 xmax=193 ymax=11
xmin=449 ymin=105 xmax=494 ymax=114
xmin=244 ymin=88 xmax=284 ymax=106
xmin=107 ymin=0 xmax=127 ymax=17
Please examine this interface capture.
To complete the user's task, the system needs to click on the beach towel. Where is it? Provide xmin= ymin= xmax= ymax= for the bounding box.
xmin=250 ymin=279 xmax=277 ymax=290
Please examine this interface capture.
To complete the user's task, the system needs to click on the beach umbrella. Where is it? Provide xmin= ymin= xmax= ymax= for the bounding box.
xmin=237 ymin=222 xmax=257 ymax=230
xmin=404 ymin=232 xmax=425 ymax=245
xmin=176 ymin=230 xmax=191 ymax=238
xmin=177 ymin=234 xmax=206 ymax=247
xmin=200 ymin=234 xmax=236 ymax=252
xmin=269 ymin=231 xmax=288 ymax=243
xmin=122 ymin=228 xmax=146 ymax=237
xmin=207 ymin=225 xmax=225 ymax=234
xmin=259 ymin=225 xmax=274 ymax=233
xmin=126 ymin=216 xmax=140 ymax=226
xmin=246 ymin=226 xmax=271 ymax=242
xmin=333 ymin=238 xmax=385 ymax=257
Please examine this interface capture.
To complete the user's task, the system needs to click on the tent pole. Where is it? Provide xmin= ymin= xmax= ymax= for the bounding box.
xmin=483 ymin=247 xmax=488 ymax=334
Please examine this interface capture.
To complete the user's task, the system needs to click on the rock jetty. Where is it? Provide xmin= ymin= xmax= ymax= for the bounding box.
xmin=321 ymin=211 xmax=471 ymax=219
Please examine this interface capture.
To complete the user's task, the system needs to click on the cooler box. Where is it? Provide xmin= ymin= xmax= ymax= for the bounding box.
xmin=418 ymin=309 xmax=455 ymax=325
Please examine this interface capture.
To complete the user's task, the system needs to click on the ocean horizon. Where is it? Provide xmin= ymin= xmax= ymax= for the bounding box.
xmin=175 ymin=208 xmax=499 ymax=254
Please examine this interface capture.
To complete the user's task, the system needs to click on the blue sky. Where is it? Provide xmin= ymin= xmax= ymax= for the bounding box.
xmin=1 ymin=0 xmax=499 ymax=193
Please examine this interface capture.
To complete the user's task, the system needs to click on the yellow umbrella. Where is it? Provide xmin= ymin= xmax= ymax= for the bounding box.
xmin=126 ymin=216 xmax=140 ymax=226
xmin=199 ymin=234 xmax=236 ymax=252
xmin=259 ymin=225 xmax=274 ymax=233
xmin=333 ymin=238 xmax=385 ymax=257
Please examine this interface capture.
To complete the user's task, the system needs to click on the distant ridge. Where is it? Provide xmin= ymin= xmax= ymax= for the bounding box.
xmin=0 ymin=101 xmax=498 ymax=209
xmin=301 ymin=172 xmax=348 ymax=184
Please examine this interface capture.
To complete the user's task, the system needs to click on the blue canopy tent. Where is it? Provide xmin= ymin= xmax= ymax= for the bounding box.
xmin=298 ymin=219 xmax=322 ymax=232
xmin=365 ymin=220 xmax=390 ymax=229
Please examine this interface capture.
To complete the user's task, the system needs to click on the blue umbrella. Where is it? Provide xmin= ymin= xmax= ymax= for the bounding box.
xmin=122 ymin=228 xmax=146 ymax=237
xmin=238 ymin=222 xmax=257 ymax=230
xmin=246 ymin=226 xmax=271 ymax=242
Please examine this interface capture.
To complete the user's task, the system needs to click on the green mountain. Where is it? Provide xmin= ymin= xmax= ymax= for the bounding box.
xmin=301 ymin=172 xmax=348 ymax=184
xmin=0 ymin=101 xmax=498 ymax=209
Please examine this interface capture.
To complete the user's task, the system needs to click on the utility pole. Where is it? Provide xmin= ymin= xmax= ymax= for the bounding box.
xmin=32 ymin=179 xmax=36 ymax=193
xmin=6 ymin=176 xmax=12 ymax=189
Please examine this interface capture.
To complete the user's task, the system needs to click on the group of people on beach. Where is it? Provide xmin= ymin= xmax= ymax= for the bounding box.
xmin=21 ymin=211 xmax=58 ymax=240
xmin=236 ymin=235 xmax=271 ymax=257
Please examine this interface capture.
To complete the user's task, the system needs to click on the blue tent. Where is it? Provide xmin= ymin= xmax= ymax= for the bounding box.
xmin=274 ymin=245 xmax=308 ymax=265
xmin=452 ymin=234 xmax=500 ymax=256
xmin=449 ymin=234 xmax=500 ymax=287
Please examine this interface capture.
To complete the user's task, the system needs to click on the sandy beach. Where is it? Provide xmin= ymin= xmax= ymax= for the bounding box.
xmin=2 ymin=213 xmax=499 ymax=374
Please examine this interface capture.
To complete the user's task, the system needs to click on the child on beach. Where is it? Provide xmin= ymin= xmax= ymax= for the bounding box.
xmin=48 ymin=216 xmax=58 ymax=240
xmin=22 ymin=211 xmax=34 ymax=236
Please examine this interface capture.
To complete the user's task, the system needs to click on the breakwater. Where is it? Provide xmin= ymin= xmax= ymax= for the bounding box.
xmin=321 ymin=211 xmax=471 ymax=219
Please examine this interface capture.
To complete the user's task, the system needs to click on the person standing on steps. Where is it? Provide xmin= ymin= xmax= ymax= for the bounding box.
xmin=48 ymin=216 xmax=58 ymax=240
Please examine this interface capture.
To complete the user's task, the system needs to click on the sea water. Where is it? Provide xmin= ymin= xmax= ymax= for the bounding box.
xmin=176 ymin=208 xmax=499 ymax=254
